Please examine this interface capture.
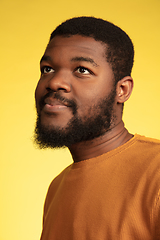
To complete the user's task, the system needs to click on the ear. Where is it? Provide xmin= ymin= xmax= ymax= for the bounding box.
xmin=116 ymin=76 xmax=133 ymax=104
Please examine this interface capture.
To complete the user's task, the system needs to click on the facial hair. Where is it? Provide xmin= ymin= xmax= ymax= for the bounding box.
xmin=34 ymin=88 xmax=117 ymax=149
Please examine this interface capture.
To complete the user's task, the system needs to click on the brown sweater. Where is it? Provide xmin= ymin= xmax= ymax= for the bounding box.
xmin=40 ymin=134 xmax=160 ymax=240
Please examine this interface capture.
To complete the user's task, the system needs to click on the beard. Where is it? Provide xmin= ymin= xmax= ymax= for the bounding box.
xmin=34 ymin=88 xmax=117 ymax=149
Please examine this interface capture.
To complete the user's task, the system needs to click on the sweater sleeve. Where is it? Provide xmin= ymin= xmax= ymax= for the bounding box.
xmin=154 ymin=189 xmax=160 ymax=239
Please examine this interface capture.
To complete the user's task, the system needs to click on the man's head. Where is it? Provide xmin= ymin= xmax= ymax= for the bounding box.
xmin=34 ymin=17 xmax=134 ymax=149
xmin=50 ymin=16 xmax=134 ymax=84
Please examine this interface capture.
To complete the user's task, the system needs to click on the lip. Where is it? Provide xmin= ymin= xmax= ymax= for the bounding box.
xmin=43 ymin=98 xmax=68 ymax=113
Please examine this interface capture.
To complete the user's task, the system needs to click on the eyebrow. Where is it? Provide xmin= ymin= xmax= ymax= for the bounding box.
xmin=71 ymin=57 xmax=99 ymax=67
xmin=40 ymin=55 xmax=52 ymax=64
xmin=40 ymin=55 xmax=99 ymax=67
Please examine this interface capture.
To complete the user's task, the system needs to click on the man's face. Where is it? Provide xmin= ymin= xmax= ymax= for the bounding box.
xmin=35 ymin=35 xmax=118 ymax=148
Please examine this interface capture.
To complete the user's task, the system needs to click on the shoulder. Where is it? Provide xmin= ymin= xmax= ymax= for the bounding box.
xmin=43 ymin=164 xmax=73 ymax=218
xmin=128 ymin=134 xmax=160 ymax=159
xmin=129 ymin=134 xmax=160 ymax=173
xmin=135 ymin=134 xmax=160 ymax=146
xmin=46 ymin=164 xmax=72 ymax=199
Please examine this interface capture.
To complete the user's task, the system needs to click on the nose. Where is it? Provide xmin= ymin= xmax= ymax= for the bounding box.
xmin=46 ymin=70 xmax=71 ymax=93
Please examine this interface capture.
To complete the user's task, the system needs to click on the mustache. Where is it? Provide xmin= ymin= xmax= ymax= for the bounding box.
xmin=39 ymin=91 xmax=77 ymax=115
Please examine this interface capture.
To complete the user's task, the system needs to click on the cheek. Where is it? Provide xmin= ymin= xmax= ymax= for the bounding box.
xmin=75 ymin=95 xmax=99 ymax=117
xmin=75 ymin=86 xmax=115 ymax=117
xmin=35 ymin=79 xmax=45 ymax=96
xmin=35 ymin=81 xmax=43 ymax=111
xmin=35 ymin=86 xmax=39 ymax=105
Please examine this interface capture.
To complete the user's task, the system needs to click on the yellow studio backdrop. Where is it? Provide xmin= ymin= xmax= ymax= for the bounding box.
xmin=0 ymin=0 xmax=160 ymax=239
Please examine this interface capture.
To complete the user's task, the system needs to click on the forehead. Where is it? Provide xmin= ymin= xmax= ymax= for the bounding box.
xmin=44 ymin=35 xmax=107 ymax=61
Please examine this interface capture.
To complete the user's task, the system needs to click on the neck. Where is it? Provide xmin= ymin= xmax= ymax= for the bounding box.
xmin=69 ymin=120 xmax=133 ymax=162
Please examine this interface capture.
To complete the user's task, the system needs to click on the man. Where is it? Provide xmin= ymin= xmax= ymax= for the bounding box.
xmin=34 ymin=17 xmax=160 ymax=239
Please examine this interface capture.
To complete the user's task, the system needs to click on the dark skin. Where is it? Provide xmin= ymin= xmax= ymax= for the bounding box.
xmin=35 ymin=35 xmax=133 ymax=162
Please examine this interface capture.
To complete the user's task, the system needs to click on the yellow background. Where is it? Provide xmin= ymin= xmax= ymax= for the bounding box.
xmin=0 ymin=0 xmax=160 ymax=239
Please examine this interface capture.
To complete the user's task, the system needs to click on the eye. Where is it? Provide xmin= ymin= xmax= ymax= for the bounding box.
xmin=76 ymin=66 xmax=90 ymax=75
xmin=41 ymin=66 xmax=54 ymax=74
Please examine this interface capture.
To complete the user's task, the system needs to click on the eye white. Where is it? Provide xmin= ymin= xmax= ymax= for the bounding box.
xmin=43 ymin=66 xmax=54 ymax=73
xmin=77 ymin=67 xmax=90 ymax=74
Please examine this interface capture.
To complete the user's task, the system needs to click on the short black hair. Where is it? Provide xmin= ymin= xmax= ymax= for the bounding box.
xmin=50 ymin=16 xmax=134 ymax=84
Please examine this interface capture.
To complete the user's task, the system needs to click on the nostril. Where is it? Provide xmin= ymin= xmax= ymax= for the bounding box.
xmin=46 ymin=86 xmax=70 ymax=93
xmin=46 ymin=87 xmax=52 ymax=92
xmin=58 ymin=87 xmax=69 ymax=92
